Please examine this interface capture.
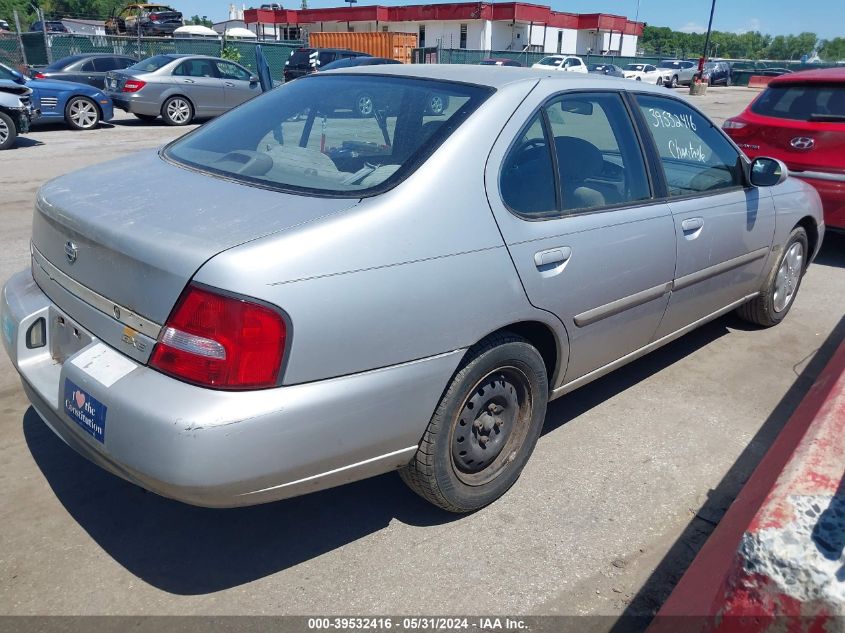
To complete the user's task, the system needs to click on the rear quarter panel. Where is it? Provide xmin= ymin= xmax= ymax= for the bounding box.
xmin=770 ymin=176 xmax=825 ymax=260
xmin=194 ymin=79 xmax=571 ymax=385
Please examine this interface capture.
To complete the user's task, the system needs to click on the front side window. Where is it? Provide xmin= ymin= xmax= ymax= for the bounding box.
xmin=636 ymin=94 xmax=742 ymax=197
xmin=545 ymin=92 xmax=650 ymax=213
xmin=93 ymin=57 xmax=117 ymax=72
xmin=216 ymin=61 xmax=251 ymax=81
xmin=165 ymin=75 xmax=492 ymax=196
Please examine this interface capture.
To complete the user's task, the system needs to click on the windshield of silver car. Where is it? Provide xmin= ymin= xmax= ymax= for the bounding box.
xmin=164 ymin=75 xmax=493 ymax=196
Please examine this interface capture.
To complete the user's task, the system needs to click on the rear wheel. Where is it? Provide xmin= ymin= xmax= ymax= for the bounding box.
xmin=399 ymin=333 xmax=549 ymax=513
xmin=736 ymin=226 xmax=808 ymax=327
xmin=65 ymin=96 xmax=100 ymax=130
xmin=670 ymin=75 xmax=679 ymax=88
xmin=161 ymin=96 xmax=193 ymax=126
xmin=0 ymin=111 xmax=17 ymax=150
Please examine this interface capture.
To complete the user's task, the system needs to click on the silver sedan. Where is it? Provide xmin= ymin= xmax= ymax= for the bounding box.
xmin=104 ymin=53 xmax=262 ymax=125
xmin=1 ymin=66 xmax=824 ymax=512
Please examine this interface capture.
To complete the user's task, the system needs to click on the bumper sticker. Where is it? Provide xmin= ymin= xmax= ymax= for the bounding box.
xmin=63 ymin=379 xmax=107 ymax=443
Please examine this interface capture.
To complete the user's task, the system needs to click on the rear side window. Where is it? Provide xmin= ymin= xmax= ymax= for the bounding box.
xmin=173 ymin=59 xmax=218 ymax=78
xmin=165 ymin=75 xmax=492 ymax=196
xmin=636 ymin=94 xmax=742 ymax=197
xmin=545 ymin=92 xmax=650 ymax=213
xmin=80 ymin=60 xmax=95 ymax=72
xmin=93 ymin=57 xmax=117 ymax=72
xmin=751 ymin=84 xmax=845 ymax=122
xmin=501 ymin=114 xmax=557 ymax=216
xmin=216 ymin=61 xmax=251 ymax=81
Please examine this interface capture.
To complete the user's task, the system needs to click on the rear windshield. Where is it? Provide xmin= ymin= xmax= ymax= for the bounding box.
xmin=288 ymin=49 xmax=316 ymax=66
xmin=127 ymin=55 xmax=174 ymax=72
xmin=164 ymin=75 xmax=493 ymax=196
xmin=752 ymin=84 xmax=845 ymax=122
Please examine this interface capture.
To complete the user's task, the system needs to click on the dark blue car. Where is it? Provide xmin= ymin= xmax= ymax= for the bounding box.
xmin=0 ymin=62 xmax=113 ymax=130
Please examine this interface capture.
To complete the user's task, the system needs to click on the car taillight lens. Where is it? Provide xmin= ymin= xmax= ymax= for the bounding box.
xmin=149 ymin=13 xmax=159 ymax=21
xmin=723 ymin=118 xmax=747 ymax=130
xmin=34 ymin=72 xmax=46 ymax=79
xmin=122 ymin=79 xmax=146 ymax=92
xmin=150 ymin=285 xmax=286 ymax=390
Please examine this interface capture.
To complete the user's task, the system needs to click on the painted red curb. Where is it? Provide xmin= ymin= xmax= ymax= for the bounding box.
xmin=650 ymin=338 xmax=845 ymax=631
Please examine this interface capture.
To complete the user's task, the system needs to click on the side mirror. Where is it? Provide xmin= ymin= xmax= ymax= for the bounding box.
xmin=749 ymin=157 xmax=788 ymax=187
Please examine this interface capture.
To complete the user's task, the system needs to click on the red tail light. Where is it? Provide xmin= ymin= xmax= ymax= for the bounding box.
xmin=122 ymin=79 xmax=146 ymax=93
xmin=149 ymin=13 xmax=159 ymax=21
xmin=34 ymin=72 xmax=46 ymax=79
xmin=722 ymin=118 xmax=747 ymax=130
xmin=150 ymin=285 xmax=287 ymax=390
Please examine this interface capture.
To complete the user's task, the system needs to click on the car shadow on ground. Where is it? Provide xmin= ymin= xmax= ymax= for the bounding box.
xmin=22 ymin=235 xmax=844 ymax=598
xmin=814 ymin=230 xmax=845 ymax=268
xmin=11 ymin=136 xmax=44 ymax=148
xmin=23 ymin=310 xmax=735 ymax=596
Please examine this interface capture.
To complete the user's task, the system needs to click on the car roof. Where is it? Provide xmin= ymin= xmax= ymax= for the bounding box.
xmin=769 ymin=67 xmax=845 ymax=85
xmin=324 ymin=63 xmax=670 ymax=94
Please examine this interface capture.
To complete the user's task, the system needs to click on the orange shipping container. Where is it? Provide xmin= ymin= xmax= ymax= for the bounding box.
xmin=308 ymin=32 xmax=418 ymax=64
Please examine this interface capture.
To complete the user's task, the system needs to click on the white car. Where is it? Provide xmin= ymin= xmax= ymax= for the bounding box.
xmin=623 ymin=63 xmax=665 ymax=84
xmin=656 ymin=60 xmax=698 ymax=87
xmin=531 ymin=55 xmax=588 ymax=74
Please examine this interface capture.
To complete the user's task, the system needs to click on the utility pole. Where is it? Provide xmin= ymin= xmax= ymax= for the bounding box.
xmin=700 ymin=0 xmax=716 ymax=72
xmin=12 ymin=10 xmax=28 ymax=69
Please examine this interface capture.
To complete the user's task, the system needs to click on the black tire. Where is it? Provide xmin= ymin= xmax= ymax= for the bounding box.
xmin=134 ymin=113 xmax=158 ymax=123
xmin=635 ymin=76 xmax=642 ymax=81
xmin=0 ymin=111 xmax=17 ymax=150
xmin=161 ymin=96 xmax=194 ymax=126
xmin=354 ymin=92 xmax=375 ymax=118
xmin=399 ymin=334 xmax=549 ymax=513
xmin=736 ymin=226 xmax=809 ymax=327
xmin=670 ymin=75 xmax=679 ymax=88
xmin=64 ymin=96 xmax=101 ymax=130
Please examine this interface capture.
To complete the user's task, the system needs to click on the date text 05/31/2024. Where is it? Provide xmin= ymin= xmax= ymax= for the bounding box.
xmin=307 ymin=617 xmax=528 ymax=630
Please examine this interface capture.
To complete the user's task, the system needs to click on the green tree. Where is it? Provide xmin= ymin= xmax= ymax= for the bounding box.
xmin=187 ymin=14 xmax=212 ymax=28
xmin=820 ymin=37 xmax=845 ymax=61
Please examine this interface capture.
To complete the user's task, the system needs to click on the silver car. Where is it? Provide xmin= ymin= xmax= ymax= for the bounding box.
xmin=1 ymin=66 xmax=824 ymax=512
xmin=105 ymin=54 xmax=261 ymax=125
xmin=657 ymin=60 xmax=698 ymax=87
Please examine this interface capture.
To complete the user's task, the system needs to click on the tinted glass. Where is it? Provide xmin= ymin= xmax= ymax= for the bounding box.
xmin=173 ymin=59 xmax=218 ymax=77
xmin=128 ymin=55 xmax=174 ymax=72
xmin=93 ymin=57 xmax=117 ymax=71
xmin=318 ymin=52 xmax=337 ymax=66
xmin=79 ymin=60 xmax=95 ymax=72
xmin=46 ymin=56 xmax=83 ymax=71
xmin=288 ymin=50 xmax=315 ymax=66
xmin=751 ymin=85 xmax=845 ymax=121
xmin=637 ymin=95 xmax=742 ymax=196
xmin=537 ymin=57 xmax=563 ymax=67
xmin=501 ymin=113 xmax=557 ymax=216
xmin=166 ymin=75 xmax=492 ymax=196
xmin=114 ymin=58 xmax=136 ymax=69
xmin=546 ymin=92 xmax=650 ymax=212
xmin=625 ymin=64 xmax=644 ymax=71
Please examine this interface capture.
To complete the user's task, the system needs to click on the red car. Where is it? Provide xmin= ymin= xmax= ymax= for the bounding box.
xmin=723 ymin=67 xmax=845 ymax=230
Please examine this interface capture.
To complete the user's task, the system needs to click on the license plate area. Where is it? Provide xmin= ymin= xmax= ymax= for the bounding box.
xmin=50 ymin=308 xmax=93 ymax=364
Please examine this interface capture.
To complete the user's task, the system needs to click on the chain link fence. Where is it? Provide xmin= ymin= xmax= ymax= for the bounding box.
xmin=0 ymin=33 xmax=302 ymax=80
xmin=414 ymin=48 xmax=840 ymax=86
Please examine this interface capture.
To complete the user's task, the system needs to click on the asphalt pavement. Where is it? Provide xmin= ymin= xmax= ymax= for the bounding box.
xmin=0 ymin=87 xmax=843 ymax=621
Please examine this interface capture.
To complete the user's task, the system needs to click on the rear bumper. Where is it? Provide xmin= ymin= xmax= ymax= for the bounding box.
xmin=1 ymin=269 xmax=460 ymax=507
xmin=107 ymin=92 xmax=160 ymax=117
xmin=793 ymin=172 xmax=845 ymax=230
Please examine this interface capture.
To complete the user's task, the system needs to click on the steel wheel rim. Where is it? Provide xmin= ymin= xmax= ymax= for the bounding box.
xmin=0 ymin=117 xmax=8 ymax=145
xmin=167 ymin=99 xmax=191 ymax=124
xmin=70 ymin=99 xmax=98 ymax=128
xmin=450 ymin=366 xmax=533 ymax=486
xmin=357 ymin=95 xmax=373 ymax=116
xmin=773 ymin=242 xmax=804 ymax=313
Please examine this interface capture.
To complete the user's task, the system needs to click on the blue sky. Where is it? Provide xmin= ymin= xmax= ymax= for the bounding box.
xmin=188 ymin=0 xmax=843 ymax=40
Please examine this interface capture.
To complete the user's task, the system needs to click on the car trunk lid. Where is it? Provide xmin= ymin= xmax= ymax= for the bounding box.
xmin=31 ymin=149 xmax=359 ymax=359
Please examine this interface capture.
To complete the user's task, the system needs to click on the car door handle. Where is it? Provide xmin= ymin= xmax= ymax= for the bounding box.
xmin=681 ymin=217 xmax=704 ymax=232
xmin=224 ymin=81 xmax=235 ymax=87
xmin=534 ymin=247 xmax=571 ymax=268
xmin=181 ymin=78 xmax=195 ymax=84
